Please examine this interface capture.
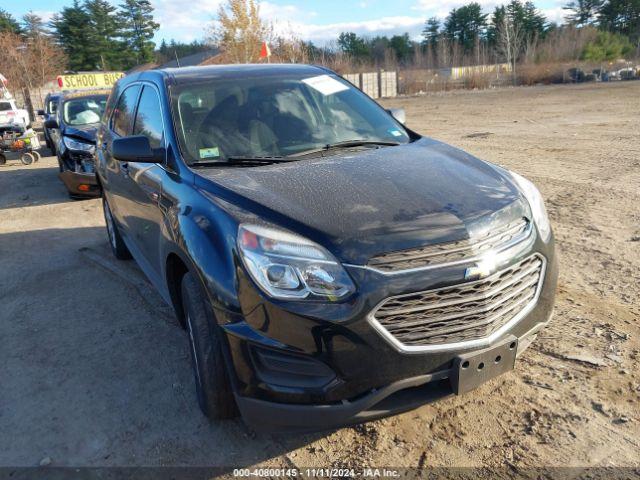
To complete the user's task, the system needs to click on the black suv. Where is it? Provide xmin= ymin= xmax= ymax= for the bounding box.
xmin=37 ymin=92 xmax=62 ymax=154
xmin=45 ymin=89 xmax=109 ymax=197
xmin=96 ymin=65 xmax=557 ymax=431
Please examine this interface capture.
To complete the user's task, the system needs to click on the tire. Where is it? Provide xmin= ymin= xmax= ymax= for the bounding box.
xmin=0 ymin=153 xmax=6 ymax=165
xmin=57 ymin=156 xmax=63 ymax=172
xmin=102 ymin=197 xmax=132 ymax=260
xmin=21 ymin=152 xmax=34 ymax=165
xmin=181 ymin=272 xmax=238 ymax=420
xmin=32 ymin=151 xmax=41 ymax=162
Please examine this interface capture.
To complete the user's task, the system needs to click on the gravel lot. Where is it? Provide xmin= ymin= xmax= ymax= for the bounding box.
xmin=1 ymin=81 xmax=638 ymax=471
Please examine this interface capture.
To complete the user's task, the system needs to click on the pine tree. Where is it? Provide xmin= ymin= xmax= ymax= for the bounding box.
xmin=422 ymin=17 xmax=441 ymax=48
xmin=444 ymin=2 xmax=488 ymax=53
xmin=51 ymin=0 xmax=95 ymax=71
xmin=22 ymin=12 xmax=49 ymax=39
xmin=0 ymin=8 xmax=22 ymax=34
xmin=522 ymin=1 xmax=548 ymax=39
xmin=119 ymin=0 xmax=159 ymax=68
xmin=85 ymin=0 xmax=124 ymax=70
xmin=598 ymin=0 xmax=640 ymax=42
xmin=564 ymin=0 xmax=602 ymax=26
xmin=489 ymin=0 xmax=548 ymax=47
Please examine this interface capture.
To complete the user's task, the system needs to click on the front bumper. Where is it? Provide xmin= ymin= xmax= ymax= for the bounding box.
xmin=218 ymin=233 xmax=558 ymax=430
xmin=58 ymin=149 xmax=101 ymax=197
xmin=59 ymin=171 xmax=100 ymax=197
xmin=233 ymin=318 xmax=551 ymax=432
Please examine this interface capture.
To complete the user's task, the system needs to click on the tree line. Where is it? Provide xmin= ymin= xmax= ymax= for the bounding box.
xmin=333 ymin=0 xmax=638 ymax=68
xmin=1 ymin=0 xmax=638 ymax=79
xmin=0 ymin=0 xmax=160 ymax=72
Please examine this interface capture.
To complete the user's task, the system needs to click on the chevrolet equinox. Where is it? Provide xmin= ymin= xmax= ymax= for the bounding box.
xmin=95 ymin=64 xmax=558 ymax=431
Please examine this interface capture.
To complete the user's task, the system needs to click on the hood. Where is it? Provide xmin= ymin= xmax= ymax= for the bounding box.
xmin=195 ymin=137 xmax=529 ymax=265
xmin=62 ymin=124 xmax=98 ymax=144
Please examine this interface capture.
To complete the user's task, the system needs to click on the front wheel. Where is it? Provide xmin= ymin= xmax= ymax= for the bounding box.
xmin=103 ymin=197 xmax=131 ymax=260
xmin=20 ymin=152 xmax=34 ymax=165
xmin=181 ymin=272 xmax=238 ymax=420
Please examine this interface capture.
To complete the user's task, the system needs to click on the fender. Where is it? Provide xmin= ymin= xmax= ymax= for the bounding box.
xmin=160 ymin=196 xmax=243 ymax=326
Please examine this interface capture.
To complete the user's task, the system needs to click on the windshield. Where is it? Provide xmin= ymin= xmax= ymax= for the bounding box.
xmin=63 ymin=95 xmax=107 ymax=126
xmin=170 ymin=73 xmax=410 ymax=164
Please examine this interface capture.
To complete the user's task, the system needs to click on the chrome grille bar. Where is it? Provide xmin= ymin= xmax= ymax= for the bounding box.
xmin=368 ymin=254 xmax=546 ymax=353
xmin=368 ymin=218 xmax=531 ymax=273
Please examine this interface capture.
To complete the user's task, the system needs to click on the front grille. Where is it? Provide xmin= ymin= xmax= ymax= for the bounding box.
xmin=370 ymin=254 xmax=545 ymax=350
xmin=368 ymin=218 xmax=530 ymax=272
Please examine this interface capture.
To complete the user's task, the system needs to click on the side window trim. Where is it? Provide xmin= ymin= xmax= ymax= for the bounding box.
xmin=132 ymin=83 xmax=165 ymax=147
xmin=133 ymin=81 xmax=168 ymax=165
xmin=109 ymin=84 xmax=142 ymax=137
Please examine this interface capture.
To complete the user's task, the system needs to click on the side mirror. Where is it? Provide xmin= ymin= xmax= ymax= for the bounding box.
xmin=44 ymin=118 xmax=58 ymax=129
xmin=37 ymin=109 xmax=45 ymax=116
xmin=112 ymin=135 xmax=162 ymax=163
xmin=387 ymin=108 xmax=406 ymax=124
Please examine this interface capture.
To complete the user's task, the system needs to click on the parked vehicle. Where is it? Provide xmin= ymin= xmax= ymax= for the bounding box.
xmin=566 ymin=67 xmax=585 ymax=83
xmin=96 ymin=65 xmax=558 ymax=431
xmin=618 ymin=67 xmax=637 ymax=80
xmin=592 ymin=68 xmax=609 ymax=82
xmin=37 ymin=92 xmax=62 ymax=154
xmin=45 ymin=89 xmax=109 ymax=197
xmin=0 ymin=98 xmax=30 ymax=136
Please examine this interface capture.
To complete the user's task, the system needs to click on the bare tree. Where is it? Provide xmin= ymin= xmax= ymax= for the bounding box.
xmin=271 ymin=24 xmax=309 ymax=64
xmin=0 ymin=31 xmax=66 ymax=117
xmin=496 ymin=15 xmax=525 ymax=84
xmin=208 ymin=0 xmax=272 ymax=64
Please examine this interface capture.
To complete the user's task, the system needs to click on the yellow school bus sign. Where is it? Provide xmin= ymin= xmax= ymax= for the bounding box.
xmin=57 ymin=72 xmax=124 ymax=90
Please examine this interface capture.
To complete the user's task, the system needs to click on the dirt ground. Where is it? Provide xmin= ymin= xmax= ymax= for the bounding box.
xmin=0 ymin=81 xmax=638 ymax=473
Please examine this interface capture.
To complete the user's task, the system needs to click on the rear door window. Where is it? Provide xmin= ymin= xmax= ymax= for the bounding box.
xmin=0 ymin=102 xmax=12 ymax=111
xmin=111 ymin=85 xmax=141 ymax=137
xmin=133 ymin=86 xmax=164 ymax=148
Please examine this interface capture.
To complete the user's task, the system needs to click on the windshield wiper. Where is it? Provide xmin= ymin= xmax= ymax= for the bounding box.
xmin=288 ymin=140 xmax=401 ymax=158
xmin=190 ymin=156 xmax=295 ymax=167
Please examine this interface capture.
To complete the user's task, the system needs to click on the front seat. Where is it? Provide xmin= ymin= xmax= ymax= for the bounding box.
xmin=198 ymin=95 xmax=251 ymax=158
xmin=248 ymin=119 xmax=278 ymax=155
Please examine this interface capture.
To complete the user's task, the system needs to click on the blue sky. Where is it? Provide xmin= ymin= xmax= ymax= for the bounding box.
xmin=15 ymin=0 xmax=565 ymax=44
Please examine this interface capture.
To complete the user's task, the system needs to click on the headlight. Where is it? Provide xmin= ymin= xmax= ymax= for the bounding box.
xmin=63 ymin=136 xmax=94 ymax=152
xmin=510 ymin=171 xmax=551 ymax=242
xmin=238 ymin=224 xmax=355 ymax=301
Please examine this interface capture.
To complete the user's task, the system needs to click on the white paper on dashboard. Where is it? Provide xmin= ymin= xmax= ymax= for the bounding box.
xmin=302 ymin=75 xmax=349 ymax=95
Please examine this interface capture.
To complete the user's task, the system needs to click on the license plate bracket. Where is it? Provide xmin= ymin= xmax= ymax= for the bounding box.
xmin=450 ymin=335 xmax=518 ymax=395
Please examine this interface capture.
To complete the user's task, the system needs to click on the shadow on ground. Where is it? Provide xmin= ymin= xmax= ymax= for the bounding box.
xmin=0 ymin=226 xmax=326 ymax=468
xmin=0 ymin=165 xmax=79 ymax=210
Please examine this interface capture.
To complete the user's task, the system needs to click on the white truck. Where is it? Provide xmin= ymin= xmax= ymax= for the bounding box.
xmin=0 ymin=97 xmax=31 ymax=134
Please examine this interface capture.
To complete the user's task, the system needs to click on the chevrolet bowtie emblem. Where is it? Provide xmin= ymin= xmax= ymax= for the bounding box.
xmin=464 ymin=263 xmax=493 ymax=281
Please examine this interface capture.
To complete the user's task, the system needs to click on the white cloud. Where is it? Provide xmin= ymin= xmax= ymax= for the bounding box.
xmin=270 ymin=15 xmax=428 ymax=43
xmin=412 ymin=0 xmax=499 ymax=18
xmin=33 ymin=10 xmax=55 ymax=23
xmin=541 ymin=6 xmax=566 ymax=24
xmin=260 ymin=1 xmax=316 ymax=20
xmin=151 ymin=0 xmax=223 ymax=42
